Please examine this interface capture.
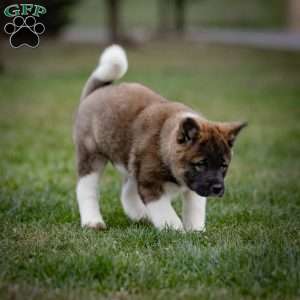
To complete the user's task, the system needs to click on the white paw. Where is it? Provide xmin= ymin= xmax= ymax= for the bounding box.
xmin=126 ymin=208 xmax=147 ymax=222
xmin=162 ymin=219 xmax=185 ymax=231
xmin=146 ymin=196 xmax=184 ymax=232
xmin=122 ymin=199 xmax=147 ymax=222
xmin=81 ymin=221 xmax=107 ymax=230
xmin=184 ymin=223 xmax=206 ymax=232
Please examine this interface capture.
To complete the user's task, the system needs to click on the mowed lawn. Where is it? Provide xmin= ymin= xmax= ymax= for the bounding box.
xmin=0 ymin=42 xmax=299 ymax=300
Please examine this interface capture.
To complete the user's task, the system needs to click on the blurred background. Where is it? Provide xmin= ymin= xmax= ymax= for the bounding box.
xmin=66 ymin=0 xmax=300 ymax=47
xmin=0 ymin=0 xmax=300 ymax=49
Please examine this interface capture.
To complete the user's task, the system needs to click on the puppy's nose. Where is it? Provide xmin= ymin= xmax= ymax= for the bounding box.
xmin=211 ymin=184 xmax=224 ymax=196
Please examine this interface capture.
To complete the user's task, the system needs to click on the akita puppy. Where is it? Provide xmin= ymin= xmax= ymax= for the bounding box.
xmin=74 ymin=45 xmax=246 ymax=231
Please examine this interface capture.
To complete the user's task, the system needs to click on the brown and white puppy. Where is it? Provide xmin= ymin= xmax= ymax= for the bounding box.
xmin=74 ymin=45 xmax=246 ymax=231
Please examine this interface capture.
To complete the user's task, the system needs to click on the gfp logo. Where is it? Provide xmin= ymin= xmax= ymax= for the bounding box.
xmin=3 ymin=4 xmax=47 ymax=48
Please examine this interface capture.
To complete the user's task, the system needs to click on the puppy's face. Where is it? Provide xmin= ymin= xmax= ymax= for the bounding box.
xmin=174 ymin=117 xmax=247 ymax=197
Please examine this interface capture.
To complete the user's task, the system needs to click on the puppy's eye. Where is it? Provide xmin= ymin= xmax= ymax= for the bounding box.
xmin=192 ymin=160 xmax=207 ymax=171
xmin=221 ymin=161 xmax=228 ymax=169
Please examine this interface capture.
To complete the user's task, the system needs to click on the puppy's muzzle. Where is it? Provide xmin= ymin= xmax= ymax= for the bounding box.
xmin=210 ymin=183 xmax=224 ymax=197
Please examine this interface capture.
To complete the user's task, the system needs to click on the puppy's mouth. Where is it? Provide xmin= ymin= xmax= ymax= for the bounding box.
xmin=189 ymin=185 xmax=225 ymax=198
xmin=197 ymin=190 xmax=224 ymax=198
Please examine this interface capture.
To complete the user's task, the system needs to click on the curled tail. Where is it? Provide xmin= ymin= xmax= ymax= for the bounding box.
xmin=80 ymin=44 xmax=128 ymax=101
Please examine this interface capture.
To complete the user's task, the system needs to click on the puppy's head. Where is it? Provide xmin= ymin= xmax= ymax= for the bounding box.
xmin=173 ymin=116 xmax=247 ymax=197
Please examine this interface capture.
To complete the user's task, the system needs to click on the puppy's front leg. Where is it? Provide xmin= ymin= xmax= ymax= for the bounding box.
xmin=182 ymin=191 xmax=206 ymax=232
xmin=145 ymin=195 xmax=184 ymax=231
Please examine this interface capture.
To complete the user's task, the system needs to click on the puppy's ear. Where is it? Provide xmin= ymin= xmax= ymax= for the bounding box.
xmin=177 ymin=117 xmax=199 ymax=144
xmin=222 ymin=121 xmax=247 ymax=147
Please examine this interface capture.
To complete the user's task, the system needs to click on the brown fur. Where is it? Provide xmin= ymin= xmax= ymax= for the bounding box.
xmin=74 ymin=82 xmax=246 ymax=202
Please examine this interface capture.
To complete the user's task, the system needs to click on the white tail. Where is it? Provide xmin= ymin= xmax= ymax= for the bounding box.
xmin=80 ymin=45 xmax=128 ymax=101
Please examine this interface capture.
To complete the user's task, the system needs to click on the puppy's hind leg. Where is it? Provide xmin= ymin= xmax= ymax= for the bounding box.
xmin=121 ymin=177 xmax=147 ymax=222
xmin=76 ymin=147 xmax=107 ymax=230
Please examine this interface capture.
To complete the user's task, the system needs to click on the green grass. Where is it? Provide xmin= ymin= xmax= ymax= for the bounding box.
xmin=0 ymin=42 xmax=300 ymax=300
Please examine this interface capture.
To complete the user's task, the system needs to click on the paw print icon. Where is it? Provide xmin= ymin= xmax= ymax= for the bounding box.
xmin=4 ymin=16 xmax=45 ymax=48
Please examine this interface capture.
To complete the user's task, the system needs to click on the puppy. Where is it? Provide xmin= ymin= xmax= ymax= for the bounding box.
xmin=74 ymin=45 xmax=246 ymax=231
